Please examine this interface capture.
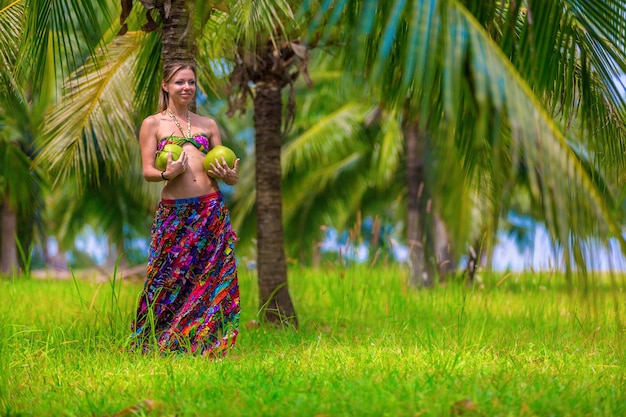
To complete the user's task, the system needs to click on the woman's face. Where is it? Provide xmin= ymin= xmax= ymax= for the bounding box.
xmin=163 ymin=68 xmax=196 ymax=105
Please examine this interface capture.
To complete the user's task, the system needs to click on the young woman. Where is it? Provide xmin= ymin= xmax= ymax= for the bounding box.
xmin=130 ymin=63 xmax=240 ymax=357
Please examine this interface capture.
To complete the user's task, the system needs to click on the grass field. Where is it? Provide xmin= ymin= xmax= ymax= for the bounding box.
xmin=1 ymin=263 xmax=625 ymax=416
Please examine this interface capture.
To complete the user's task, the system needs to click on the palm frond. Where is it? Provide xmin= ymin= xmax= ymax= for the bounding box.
xmin=131 ymin=30 xmax=162 ymax=118
xmin=198 ymin=0 xmax=305 ymax=108
xmin=0 ymin=74 xmax=30 ymax=140
xmin=0 ymin=1 xmax=21 ymax=72
xmin=283 ymin=101 xmax=372 ymax=173
xmin=373 ymin=109 xmax=403 ymax=185
xmin=499 ymin=2 xmax=626 ymax=181
xmin=232 ymin=0 xmax=295 ymax=50
xmin=0 ymin=141 xmax=42 ymax=210
xmin=17 ymin=0 xmax=112 ymax=91
xmin=455 ymin=6 xmax=623 ymax=255
xmin=0 ymin=1 xmax=23 ymax=110
xmin=36 ymin=31 xmax=146 ymax=189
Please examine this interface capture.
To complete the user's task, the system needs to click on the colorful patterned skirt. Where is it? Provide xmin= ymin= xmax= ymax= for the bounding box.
xmin=130 ymin=192 xmax=240 ymax=356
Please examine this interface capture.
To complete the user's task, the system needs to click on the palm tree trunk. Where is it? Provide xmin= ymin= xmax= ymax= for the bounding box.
xmin=433 ymin=213 xmax=457 ymax=278
xmin=406 ymin=121 xmax=458 ymax=286
xmin=161 ymin=0 xmax=196 ymax=63
xmin=159 ymin=0 xmax=198 ymax=110
xmin=405 ymin=121 xmax=435 ymax=288
xmin=253 ymin=80 xmax=297 ymax=326
xmin=0 ymin=192 xmax=19 ymax=275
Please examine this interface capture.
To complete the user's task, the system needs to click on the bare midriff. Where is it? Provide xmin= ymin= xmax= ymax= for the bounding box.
xmin=161 ymin=142 xmax=220 ymax=200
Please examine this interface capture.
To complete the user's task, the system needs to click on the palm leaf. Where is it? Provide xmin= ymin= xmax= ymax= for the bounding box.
xmin=17 ymin=0 xmax=110 ymax=92
xmin=36 ymin=32 xmax=146 ymax=189
xmin=283 ymin=102 xmax=372 ymax=173
xmin=0 ymin=1 xmax=21 ymax=72
xmin=232 ymin=0 xmax=295 ymax=49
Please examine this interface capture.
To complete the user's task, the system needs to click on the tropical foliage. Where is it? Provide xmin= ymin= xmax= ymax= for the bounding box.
xmin=0 ymin=0 xmax=112 ymax=273
xmin=300 ymin=1 xmax=626 ymax=280
xmin=1 ymin=0 xmax=626 ymax=313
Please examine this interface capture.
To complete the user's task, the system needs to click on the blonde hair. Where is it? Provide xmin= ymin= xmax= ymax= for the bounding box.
xmin=158 ymin=63 xmax=197 ymax=112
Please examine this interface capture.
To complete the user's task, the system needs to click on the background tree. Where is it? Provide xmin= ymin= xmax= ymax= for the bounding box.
xmin=200 ymin=0 xmax=317 ymax=325
xmin=300 ymin=1 xmax=626 ymax=287
xmin=24 ymin=0 xmax=626 ymax=307
xmin=229 ymin=52 xmax=509 ymax=279
xmin=0 ymin=0 xmax=110 ymax=275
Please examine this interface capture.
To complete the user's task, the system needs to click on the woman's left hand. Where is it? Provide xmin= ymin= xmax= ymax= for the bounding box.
xmin=208 ymin=157 xmax=240 ymax=185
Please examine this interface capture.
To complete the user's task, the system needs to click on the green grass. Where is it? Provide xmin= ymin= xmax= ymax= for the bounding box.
xmin=1 ymin=264 xmax=625 ymax=416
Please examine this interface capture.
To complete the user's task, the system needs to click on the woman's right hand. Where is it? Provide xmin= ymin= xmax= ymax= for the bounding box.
xmin=163 ymin=150 xmax=189 ymax=179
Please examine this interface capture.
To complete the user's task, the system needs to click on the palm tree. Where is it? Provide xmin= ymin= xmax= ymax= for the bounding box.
xmin=300 ymin=1 xmax=626 ymax=285
xmin=228 ymin=53 xmax=460 ymax=276
xmin=241 ymin=55 xmax=457 ymax=282
xmin=0 ymin=0 xmax=110 ymax=275
xmin=200 ymin=0 xmax=315 ymax=325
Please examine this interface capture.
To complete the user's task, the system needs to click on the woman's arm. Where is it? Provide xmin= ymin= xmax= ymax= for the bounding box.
xmin=139 ymin=115 xmax=187 ymax=182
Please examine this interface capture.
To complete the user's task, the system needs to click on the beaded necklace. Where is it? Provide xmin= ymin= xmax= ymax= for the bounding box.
xmin=166 ymin=108 xmax=191 ymax=138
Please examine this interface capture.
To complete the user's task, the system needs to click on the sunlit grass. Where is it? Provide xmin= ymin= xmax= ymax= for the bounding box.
xmin=1 ymin=263 xmax=625 ymax=416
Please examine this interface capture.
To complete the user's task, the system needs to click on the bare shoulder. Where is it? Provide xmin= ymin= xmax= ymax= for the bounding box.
xmin=139 ymin=113 xmax=163 ymax=145
xmin=141 ymin=113 xmax=162 ymax=129
xmin=193 ymin=113 xmax=220 ymax=136
xmin=195 ymin=113 xmax=218 ymax=128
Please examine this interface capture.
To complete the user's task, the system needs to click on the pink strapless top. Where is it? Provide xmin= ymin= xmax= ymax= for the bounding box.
xmin=158 ymin=134 xmax=211 ymax=154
